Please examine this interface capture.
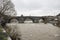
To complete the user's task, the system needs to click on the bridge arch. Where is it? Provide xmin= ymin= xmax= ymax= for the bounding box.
xmin=24 ymin=17 xmax=33 ymax=23
xmin=8 ymin=17 xmax=19 ymax=23
xmin=39 ymin=18 xmax=43 ymax=23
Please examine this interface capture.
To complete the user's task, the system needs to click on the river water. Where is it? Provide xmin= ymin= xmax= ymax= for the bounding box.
xmin=6 ymin=23 xmax=60 ymax=40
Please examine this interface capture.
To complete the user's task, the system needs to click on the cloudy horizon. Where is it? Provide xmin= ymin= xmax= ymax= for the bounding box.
xmin=12 ymin=0 xmax=60 ymax=16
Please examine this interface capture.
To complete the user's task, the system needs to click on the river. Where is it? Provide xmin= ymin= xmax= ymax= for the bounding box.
xmin=6 ymin=23 xmax=60 ymax=40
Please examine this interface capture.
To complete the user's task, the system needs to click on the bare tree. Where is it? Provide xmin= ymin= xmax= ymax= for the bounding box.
xmin=0 ymin=0 xmax=19 ymax=40
xmin=0 ymin=0 xmax=16 ymax=16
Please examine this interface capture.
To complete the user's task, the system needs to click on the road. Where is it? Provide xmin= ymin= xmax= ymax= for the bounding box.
xmin=6 ymin=23 xmax=60 ymax=40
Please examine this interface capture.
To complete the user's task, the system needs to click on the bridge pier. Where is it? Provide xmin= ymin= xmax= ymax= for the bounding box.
xmin=55 ymin=21 xmax=60 ymax=27
xmin=33 ymin=19 xmax=39 ymax=23
xmin=19 ymin=21 xmax=24 ymax=23
xmin=42 ymin=17 xmax=48 ymax=24
xmin=19 ymin=20 xmax=24 ymax=23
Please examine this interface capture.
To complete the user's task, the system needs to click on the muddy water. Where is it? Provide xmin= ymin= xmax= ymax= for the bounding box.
xmin=6 ymin=23 xmax=60 ymax=40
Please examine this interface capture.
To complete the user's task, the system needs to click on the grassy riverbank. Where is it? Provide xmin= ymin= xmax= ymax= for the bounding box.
xmin=0 ymin=25 xmax=8 ymax=40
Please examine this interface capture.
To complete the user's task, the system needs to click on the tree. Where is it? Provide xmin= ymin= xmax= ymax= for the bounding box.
xmin=0 ymin=0 xmax=16 ymax=16
xmin=0 ymin=0 xmax=18 ymax=40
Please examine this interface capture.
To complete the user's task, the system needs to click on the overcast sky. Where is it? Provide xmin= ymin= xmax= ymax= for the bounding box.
xmin=12 ymin=0 xmax=60 ymax=16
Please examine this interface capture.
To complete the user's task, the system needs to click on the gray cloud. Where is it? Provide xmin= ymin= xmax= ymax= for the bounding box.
xmin=12 ymin=0 xmax=60 ymax=16
xmin=12 ymin=0 xmax=60 ymax=10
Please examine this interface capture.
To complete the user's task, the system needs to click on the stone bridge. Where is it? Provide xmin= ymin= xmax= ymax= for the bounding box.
xmin=8 ymin=15 xmax=45 ymax=23
xmin=0 ymin=14 xmax=57 ymax=27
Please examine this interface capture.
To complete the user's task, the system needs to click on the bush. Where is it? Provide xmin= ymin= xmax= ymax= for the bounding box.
xmin=0 ymin=25 xmax=8 ymax=40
